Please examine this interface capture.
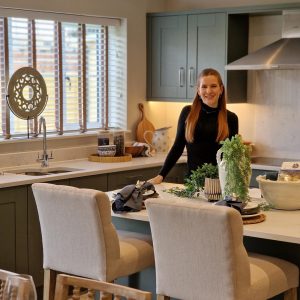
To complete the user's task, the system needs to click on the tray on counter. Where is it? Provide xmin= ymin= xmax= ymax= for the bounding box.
xmin=89 ymin=154 xmax=132 ymax=163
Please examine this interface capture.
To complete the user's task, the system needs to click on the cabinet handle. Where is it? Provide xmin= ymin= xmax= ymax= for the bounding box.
xmin=189 ymin=67 xmax=195 ymax=87
xmin=178 ymin=67 xmax=185 ymax=87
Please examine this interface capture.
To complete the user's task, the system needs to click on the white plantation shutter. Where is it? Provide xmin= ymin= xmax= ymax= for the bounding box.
xmin=86 ymin=24 xmax=106 ymax=129
xmin=0 ymin=18 xmax=5 ymax=135
xmin=108 ymin=25 xmax=127 ymax=129
xmin=35 ymin=19 xmax=58 ymax=132
xmin=61 ymin=22 xmax=82 ymax=131
xmin=8 ymin=18 xmax=33 ymax=134
xmin=0 ymin=7 xmax=125 ymax=139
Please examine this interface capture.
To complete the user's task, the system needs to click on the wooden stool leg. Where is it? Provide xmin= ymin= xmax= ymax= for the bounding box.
xmin=157 ymin=295 xmax=170 ymax=300
xmin=284 ymin=288 xmax=297 ymax=300
xmin=43 ymin=269 xmax=57 ymax=300
xmin=100 ymin=291 xmax=112 ymax=300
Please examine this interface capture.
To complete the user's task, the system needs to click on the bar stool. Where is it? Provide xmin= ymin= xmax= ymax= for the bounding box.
xmin=32 ymin=183 xmax=154 ymax=300
xmin=146 ymin=199 xmax=299 ymax=300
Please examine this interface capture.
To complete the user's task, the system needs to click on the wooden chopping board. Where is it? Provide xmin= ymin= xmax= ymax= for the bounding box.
xmin=136 ymin=103 xmax=155 ymax=143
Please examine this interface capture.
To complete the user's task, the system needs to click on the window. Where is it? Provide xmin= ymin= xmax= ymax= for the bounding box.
xmin=0 ymin=8 xmax=126 ymax=139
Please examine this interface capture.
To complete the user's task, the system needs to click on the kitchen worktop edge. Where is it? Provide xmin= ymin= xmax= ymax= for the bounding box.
xmin=0 ymin=154 xmax=187 ymax=189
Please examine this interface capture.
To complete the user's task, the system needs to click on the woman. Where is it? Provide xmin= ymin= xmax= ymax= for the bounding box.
xmin=149 ymin=68 xmax=238 ymax=184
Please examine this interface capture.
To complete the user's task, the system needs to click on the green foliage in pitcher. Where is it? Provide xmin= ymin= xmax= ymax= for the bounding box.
xmin=220 ymin=134 xmax=252 ymax=202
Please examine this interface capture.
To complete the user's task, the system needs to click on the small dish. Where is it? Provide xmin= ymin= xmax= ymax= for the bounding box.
xmin=242 ymin=201 xmax=260 ymax=215
xmin=241 ymin=212 xmax=262 ymax=219
xmin=98 ymin=145 xmax=117 ymax=157
xmin=143 ymin=190 xmax=155 ymax=197
xmin=243 ymin=202 xmax=259 ymax=210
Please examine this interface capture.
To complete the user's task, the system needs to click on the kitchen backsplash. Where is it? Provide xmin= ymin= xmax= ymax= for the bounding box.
xmin=249 ymin=70 xmax=300 ymax=159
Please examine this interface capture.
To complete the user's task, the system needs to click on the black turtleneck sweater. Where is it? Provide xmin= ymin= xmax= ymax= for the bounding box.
xmin=159 ymin=103 xmax=238 ymax=178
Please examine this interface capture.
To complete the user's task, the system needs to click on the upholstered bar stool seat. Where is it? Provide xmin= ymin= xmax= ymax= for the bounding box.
xmin=145 ymin=199 xmax=299 ymax=300
xmin=32 ymin=183 xmax=154 ymax=300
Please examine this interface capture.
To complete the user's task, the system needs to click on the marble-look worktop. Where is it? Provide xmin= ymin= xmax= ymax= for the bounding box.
xmin=0 ymin=151 xmax=283 ymax=189
xmin=0 ymin=153 xmax=186 ymax=189
xmin=110 ymin=183 xmax=300 ymax=245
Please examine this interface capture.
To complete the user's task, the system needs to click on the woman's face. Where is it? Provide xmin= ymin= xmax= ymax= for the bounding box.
xmin=197 ymin=75 xmax=223 ymax=108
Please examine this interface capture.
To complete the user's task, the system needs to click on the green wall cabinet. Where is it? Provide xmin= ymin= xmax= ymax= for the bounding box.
xmin=187 ymin=13 xmax=227 ymax=99
xmin=148 ymin=15 xmax=187 ymax=99
xmin=148 ymin=13 xmax=227 ymax=101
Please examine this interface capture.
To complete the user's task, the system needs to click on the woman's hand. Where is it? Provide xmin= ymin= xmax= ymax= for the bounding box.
xmin=148 ymin=175 xmax=163 ymax=185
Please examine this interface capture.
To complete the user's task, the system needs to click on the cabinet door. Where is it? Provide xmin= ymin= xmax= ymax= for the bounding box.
xmin=164 ymin=163 xmax=188 ymax=183
xmin=107 ymin=167 xmax=161 ymax=191
xmin=69 ymin=174 xmax=107 ymax=191
xmin=150 ymin=15 xmax=187 ymax=99
xmin=187 ymin=13 xmax=227 ymax=99
xmin=0 ymin=186 xmax=28 ymax=274
xmin=250 ymin=169 xmax=271 ymax=188
xmin=27 ymin=179 xmax=69 ymax=288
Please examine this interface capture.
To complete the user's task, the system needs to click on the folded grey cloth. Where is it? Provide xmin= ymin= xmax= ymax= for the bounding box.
xmin=112 ymin=181 xmax=158 ymax=213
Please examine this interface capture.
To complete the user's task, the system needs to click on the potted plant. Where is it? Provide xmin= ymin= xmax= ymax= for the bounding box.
xmin=218 ymin=134 xmax=252 ymax=202
xmin=166 ymin=163 xmax=221 ymax=201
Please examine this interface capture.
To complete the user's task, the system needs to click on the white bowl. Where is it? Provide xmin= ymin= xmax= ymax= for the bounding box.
xmin=98 ymin=145 xmax=116 ymax=157
xmin=256 ymin=175 xmax=300 ymax=210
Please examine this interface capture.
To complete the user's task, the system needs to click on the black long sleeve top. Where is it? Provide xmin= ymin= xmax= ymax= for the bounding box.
xmin=159 ymin=103 xmax=238 ymax=178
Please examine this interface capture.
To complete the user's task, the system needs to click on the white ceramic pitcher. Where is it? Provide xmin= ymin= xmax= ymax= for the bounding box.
xmin=144 ymin=127 xmax=171 ymax=153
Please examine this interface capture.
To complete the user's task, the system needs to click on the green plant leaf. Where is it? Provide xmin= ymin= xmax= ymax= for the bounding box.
xmin=220 ymin=134 xmax=252 ymax=202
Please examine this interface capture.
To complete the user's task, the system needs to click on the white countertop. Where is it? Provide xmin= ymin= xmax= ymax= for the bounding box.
xmin=0 ymin=152 xmax=282 ymax=189
xmin=0 ymin=154 xmax=186 ymax=189
xmin=110 ymin=183 xmax=300 ymax=245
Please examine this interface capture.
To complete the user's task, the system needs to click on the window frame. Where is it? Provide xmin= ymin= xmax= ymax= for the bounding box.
xmin=0 ymin=7 xmax=125 ymax=140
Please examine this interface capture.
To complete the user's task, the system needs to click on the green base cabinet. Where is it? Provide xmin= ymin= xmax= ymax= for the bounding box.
xmin=69 ymin=174 xmax=107 ymax=191
xmin=0 ymin=186 xmax=28 ymax=274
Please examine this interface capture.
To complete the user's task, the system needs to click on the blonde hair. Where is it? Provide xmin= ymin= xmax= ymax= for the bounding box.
xmin=185 ymin=68 xmax=229 ymax=143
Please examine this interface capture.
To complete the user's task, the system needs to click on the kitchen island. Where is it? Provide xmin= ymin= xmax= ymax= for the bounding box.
xmin=111 ymin=183 xmax=300 ymax=244
xmin=110 ymin=183 xmax=300 ymax=300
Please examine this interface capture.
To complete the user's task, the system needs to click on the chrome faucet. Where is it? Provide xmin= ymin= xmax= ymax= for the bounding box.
xmin=37 ymin=116 xmax=53 ymax=167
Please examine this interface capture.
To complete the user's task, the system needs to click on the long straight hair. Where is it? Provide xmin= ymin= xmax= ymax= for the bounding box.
xmin=185 ymin=68 xmax=229 ymax=143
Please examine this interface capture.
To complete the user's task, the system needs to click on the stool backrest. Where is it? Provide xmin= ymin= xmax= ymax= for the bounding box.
xmin=32 ymin=183 xmax=120 ymax=281
xmin=145 ymin=199 xmax=251 ymax=300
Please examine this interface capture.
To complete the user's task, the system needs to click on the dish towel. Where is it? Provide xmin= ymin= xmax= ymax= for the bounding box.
xmin=112 ymin=181 xmax=159 ymax=213
xmin=133 ymin=142 xmax=152 ymax=157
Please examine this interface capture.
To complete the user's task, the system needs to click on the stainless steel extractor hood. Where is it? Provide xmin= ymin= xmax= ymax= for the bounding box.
xmin=226 ymin=10 xmax=300 ymax=70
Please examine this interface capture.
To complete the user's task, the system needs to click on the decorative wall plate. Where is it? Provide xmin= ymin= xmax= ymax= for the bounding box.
xmin=7 ymin=67 xmax=47 ymax=120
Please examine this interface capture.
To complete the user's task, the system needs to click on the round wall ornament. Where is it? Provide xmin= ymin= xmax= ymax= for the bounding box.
xmin=7 ymin=67 xmax=48 ymax=120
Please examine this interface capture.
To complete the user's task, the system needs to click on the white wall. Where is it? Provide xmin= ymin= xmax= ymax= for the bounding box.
xmin=165 ymin=0 xmax=297 ymax=10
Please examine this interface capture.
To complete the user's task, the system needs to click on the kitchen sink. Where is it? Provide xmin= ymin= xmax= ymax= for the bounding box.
xmin=4 ymin=167 xmax=82 ymax=176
